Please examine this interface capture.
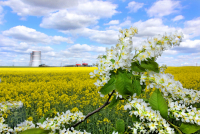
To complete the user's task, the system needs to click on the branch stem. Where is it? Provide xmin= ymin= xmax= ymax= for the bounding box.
xmin=69 ymin=90 xmax=131 ymax=131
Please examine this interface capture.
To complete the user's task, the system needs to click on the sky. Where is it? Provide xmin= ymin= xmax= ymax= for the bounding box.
xmin=0 ymin=0 xmax=200 ymax=67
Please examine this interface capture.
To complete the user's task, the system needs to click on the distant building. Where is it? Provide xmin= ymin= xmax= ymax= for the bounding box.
xmin=63 ymin=64 xmax=94 ymax=67
xmin=76 ymin=64 xmax=81 ymax=67
xmin=82 ymin=63 xmax=88 ymax=66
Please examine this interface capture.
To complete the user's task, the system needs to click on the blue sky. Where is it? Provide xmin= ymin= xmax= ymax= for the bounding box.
xmin=0 ymin=0 xmax=200 ymax=67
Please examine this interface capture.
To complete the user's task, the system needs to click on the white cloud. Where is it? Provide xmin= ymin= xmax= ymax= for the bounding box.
xmin=44 ymin=51 xmax=56 ymax=57
xmin=172 ymin=15 xmax=184 ymax=21
xmin=132 ymin=18 xmax=178 ymax=37
xmin=179 ymin=39 xmax=200 ymax=49
xmin=104 ymin=17 xmax=195 ymax=56
xmin=183 ymin=17 xmax=200 ymax=39
xmin=61 ymin=27 xmax=119 ymax=45
xmin=104 ymin=20 xmax=119 ymax=25
xmin=2 ymin=26 xmax=73 ymax=44
xmin=105 ymin=17 xmax=132 ymax=30
xmin=18 ymin=42 xmax=29 ymax=50
xmin=119 ymin=18 xmax=132 ymax=27
xmin=68 ymin=44 xmax=92 ymax=52
xmin=0 ymin=6 xmax=3 ymax=14
xmin=146 ymin=0 xmax=181 ymax=17
xmin=40 ymin=0 xmax=120 ymax=30
xmin=126 ymin=1 xmax=144 ymax=13
xmin=86 ymin=29 xmax=119 ymax=45
xmin=61 ymin=17 xmax=185 ymax=46
xmin=21 ymin=0 xmax=78 ymax=9
xmin=23 ymin=46 xmax=54 ymax=56
xmin=0 ymin=35 xmax=19 ymax=47
xmin=0 ymin=0 xmax=79 ymax=16
xmin=20 ymin=16 xmax=27 ymax=21
xmin=91 ymin=25 xmax=100 ymax=30
xmin=3 ymin=26 xmax=50 ymax=43
xmin=72 ymin=0 xmax=120 ymax=18
xmin=67 ymin=43 xmax=105 ymax=53
xmin=0 ymin=6 xmax=4 ymax=24
xmin=40 ymin=10 xmax=99 ymax=30
xmin=155 ymin=39 xmax=200 ymax=67
xmin=106 ymin=25 xmax=121 ymax=31
xmin=59 ymin=44 xmax=106 ymax=63
xmin=52 ymin=36 xmax=73 ymax=44
xmin=0 ymin=38 xmax=54 ymax=55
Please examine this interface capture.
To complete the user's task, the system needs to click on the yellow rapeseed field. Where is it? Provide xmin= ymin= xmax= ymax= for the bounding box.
xmin=0 ymin=67 xmax=103 ymax=121
xmin=0 ymin=66 xmax=200 ymax=133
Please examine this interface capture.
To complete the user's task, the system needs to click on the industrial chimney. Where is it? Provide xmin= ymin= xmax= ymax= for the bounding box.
xmin=30 ymin=51 xmax=41 ymax=67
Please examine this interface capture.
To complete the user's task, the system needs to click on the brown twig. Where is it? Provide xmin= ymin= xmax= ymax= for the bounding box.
xmin=69 ymin=90 xmax=131 ymax=131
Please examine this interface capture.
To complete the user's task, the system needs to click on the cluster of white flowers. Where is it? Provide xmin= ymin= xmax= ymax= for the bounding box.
xmin=89 ymin=27 xmax=199 ymax=133
xmin=141 ymin=69 xmax=200 ymax=106
xmin=139 ymin=69 xmax=200 ymax=124
xmin=89 ymin=27 xmax=183 ymax=98
xmin=122 ymin=79 xmax=200 ymax=134
xmin=123 ymin=93 xmax=175 ymax=134
xmin=36 ymin=110 xmax=88 ymax=133
xmin=0 ymin=119 xmax=36 ymax=133
xmin=0 ymin=107 xmax=91 ymax=134
xmin=0 ymin=101 xmax=23 ymax=115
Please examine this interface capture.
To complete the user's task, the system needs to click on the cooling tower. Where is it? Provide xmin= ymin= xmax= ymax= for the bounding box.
xmin=31 ymin=51 xmax=41 ymax=67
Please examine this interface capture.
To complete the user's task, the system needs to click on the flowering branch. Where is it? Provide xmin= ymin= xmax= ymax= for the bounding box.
xmin=69 ymin=90 xmax=131 ymax=131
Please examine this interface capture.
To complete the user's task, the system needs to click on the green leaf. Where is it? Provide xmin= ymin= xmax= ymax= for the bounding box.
xmin=109 ymin=127 xmax=117 ymax=134
xmin=141 ymin=82 xmax=146 ymax=90
xmin=38 ymin=110 xmax=54 ymax=124
xmin=99 ymin=76 xmax=116 ymax=95
xmin=131 ymin=114 xmax=141 ymax=122
xmin=167 ymin=120 xmax=183 ymax=134
xmin=108 ymin=95 xmax=120 ymax=109
xmin=191 ymin=102 xmax=200 ymax=108
xmin=126 ymin=71 xmax=133 ymax=79
xmin=168 ymin=113 xmax=175 ymax=120
xmin=142 ymin=98 xmax=149 ymax=103
xmin=115 ymin=71 xmax=134 ymax=96
xmin=140 ymin=58 xmax=160 ymax=73
xmin=44 ymin=110 xmax=53 ymax=119
xmin=131 ymin=61 xmax=146 ymax=72
xmin=149 ymin=88 xmax=168 ymax=119
xmin=108 ymin=69 xmax=116 ymax=76
xmin=102 ymin=55 xmax=107 ymax=59
xmin=132 ymin=79 xmax=142 ymax=96
xmin=110 ymin=59 xmax=115 ymax=64
xmin=116 ymin=119 xmax=125 ymax=133
xmin=19 ymin=128 xmax=51 ymax=134
xmin=38 ymin=117 xmax=45 ymax=124
xmin=148 ymin=57 xmax=156 ymax=62
xmin=180 ymin=122 xmax=200 ymax=134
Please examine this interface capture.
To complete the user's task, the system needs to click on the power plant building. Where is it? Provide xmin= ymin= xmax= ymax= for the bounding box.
xmin=29 ymin=51 xmax=41 ymax=67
